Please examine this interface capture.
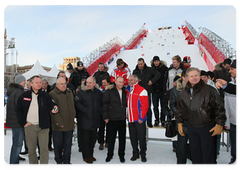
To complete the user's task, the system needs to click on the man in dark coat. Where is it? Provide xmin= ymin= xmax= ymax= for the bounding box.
xmin=16 ymin=75 xmax=58 ymax=164
xmin=74 ymin=77 xmax=102 ymax=164
xmin=102 ymin=76 xmax=127 ymax=163
xmin=6 ymin=75 xmax=26 ymax=164
xmin=133 ymin=58 xmax=160 ymax=127
xmin=69 ymin=61 xmax=90 ymax=90
xmin=177 ymin=67 xmax=226 ymax=164
xmin=93 ymin=62 xmax=110 ymax=87
xmin=151 ymin=56 xmax=168 ymax=126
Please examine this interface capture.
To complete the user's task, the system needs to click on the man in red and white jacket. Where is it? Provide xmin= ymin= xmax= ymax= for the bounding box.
xmin=126 ymin=75 xmax=149 ymax=162
xmin=110 ymin=58 xmax=131 ymax=86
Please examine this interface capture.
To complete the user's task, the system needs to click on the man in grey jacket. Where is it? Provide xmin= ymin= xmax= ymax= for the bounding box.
xmin=6 ymin=75 xmax=26 ymax=164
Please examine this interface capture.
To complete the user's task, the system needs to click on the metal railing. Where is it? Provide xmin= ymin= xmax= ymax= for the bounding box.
xmin=199 ymin=27 xmax=236 ymax=59
xmin=81 ymin=36 xmax=125 ymax=67
xmin=184 ymin=20 xmax=199 ymax=39
xmin=125 ymin=24 xmax=148 ymax=47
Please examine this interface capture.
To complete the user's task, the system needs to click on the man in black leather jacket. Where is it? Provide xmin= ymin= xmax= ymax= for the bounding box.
xmin=176 ymin=67 xmax=226 ymax=164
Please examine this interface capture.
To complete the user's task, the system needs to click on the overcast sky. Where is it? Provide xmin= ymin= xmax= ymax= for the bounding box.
xmin=3 ymin=2 xmax=237 ymax=68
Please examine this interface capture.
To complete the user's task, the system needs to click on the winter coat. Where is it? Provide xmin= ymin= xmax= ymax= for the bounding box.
xmin=176 ymin=79 xmax=226 ymax=128
xmin=74 ymin=85 xmax=102 ymax=130
xmin=102 ymin=84 xmax=127 ymax=121
xmin=6 ymin=83 xmax=25 ymax=128
xmin=16 ymin=90 xmax=56 ymax=129
xmin=69 ymin=67 xmax=90 ymax=89
xmin=223 ymin=83 xmax=236 ymax=95
xmin=49 ymin=87 xmax=76 ymax=131
xmin=151 ymin=60 xmax=168 ymax=93
xmin=126 ymin=83 xmax=149 ymax=123
xmin=213 ymin=62 xmax=231 ymax=82
xmin=170 ymin=78 xmax=186 ymax=116
xmin=167 ymin=63 xmax=187 ymax=90
xmin=93 ymin=66 xmax=110 ymax=87
xmin=133 ymin=64 xmax=161 ymax=93
xmin=224 ymin=78 xmax=236 ymax=128
xmin=110 ymin=62 xmax=131 ymax=86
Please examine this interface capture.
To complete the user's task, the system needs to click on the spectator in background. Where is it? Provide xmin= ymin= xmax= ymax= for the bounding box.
xmin=65 ymin=63 xmax=73 ymax=83
xmin=213 ymin=58 xmax=231 ymax=82
xmin=6 ymin=75 xmax=26 ymax=164
xmin=110 ymin=58 xmax=131 ymax=86
xmin=41 ymin=79 xmax=51 ymax=93
xmin=177 ymin=68 xmax=226 ymax=164
xmin=51 ymin=71 xmax=75 ymax=94
xmin=41 ymin=79 xmax=54 ymax=151
xmin=216 ymin=60 xmax=236 ymax=95
xmin=70 ymin=61 xmax=90 ymax=90
xmin=93 ymin=62 xmax=110 ymax=87
xmin=74 ymin=77 xmax=102 ymax=164
xmin=207 ymin=71 xmax=215 ymax=82
xmin=16 ymin=75 xmax=58 ymax=164
xmin=151 ymin=56 xmax=168 ymax=127
xmin=167 ymin=55 xmax=187 ymax=90
xmin=222 ymin=60 xmax=236 ymax=164
xmin=126 ymin=75 xmax=149 ymax=163
xmin=200 ymin=70 xmax=218 ymax=92
xmin=98 ymin=76 xmax=111 ymax=150
xmin=182 ymin=56 xmax=191 ymax=69
xmin=49 ymin=77 xmax=76 ymax=164
xmin=133 ymin=58 xmax=160 ymax=128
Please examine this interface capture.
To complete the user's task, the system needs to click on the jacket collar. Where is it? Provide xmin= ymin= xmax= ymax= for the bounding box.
xmin=185 ymin=79 xmax=205 ymax=93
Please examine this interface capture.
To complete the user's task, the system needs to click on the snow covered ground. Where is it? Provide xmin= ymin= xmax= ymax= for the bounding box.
xmin=3 ymin=128 xmax=231 ymax=165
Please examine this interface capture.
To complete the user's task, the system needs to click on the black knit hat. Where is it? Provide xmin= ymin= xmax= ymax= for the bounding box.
xmin=67 ymin=63 xmax=73 ymax=70
xmin=77 ymin=61 xmax=83 ymax=67
xmin=153 ymin=56 xmax=160 ymax=62
xmin=230 ymin=59 xmax=236 ymax=68
xmin=200 ymin=70 xmax=208 ymax=76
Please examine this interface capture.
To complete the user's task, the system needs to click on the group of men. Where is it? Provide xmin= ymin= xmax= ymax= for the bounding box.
xmin=6 ymin=55 xmax=236 ymax=164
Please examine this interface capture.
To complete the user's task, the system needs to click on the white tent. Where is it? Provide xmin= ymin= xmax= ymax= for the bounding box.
xmin=46 ymin=64 xmax=59 ymax=85
xmin=22 ymin=60 xmax=48 ymax=80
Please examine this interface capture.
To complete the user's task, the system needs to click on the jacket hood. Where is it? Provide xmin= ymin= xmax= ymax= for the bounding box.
xmin=185 ymin=79 xmax=205 ymax=93
xmin=80 ymin=83 xmax=100 ymax=91
xmin=176 ymin=78 xmax=187 ymax=91
xmin=7 ymin=83 xmax=24 ymax=96
xmin=105 ymin=84 xmax=114 ymax=90
xmin=214 ymin=62 xmax=224 ymax=71
xmin=150 ymin=60 xmax=167 ymax=68
xmin=73 ymin=66 xmax=88 ymax=73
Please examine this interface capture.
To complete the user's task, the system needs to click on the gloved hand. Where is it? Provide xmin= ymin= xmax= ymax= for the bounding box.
xmin=178 ymin=123 xmax=185 ymax=136
xmin=209 ymin=124 xmax=223 ymax=136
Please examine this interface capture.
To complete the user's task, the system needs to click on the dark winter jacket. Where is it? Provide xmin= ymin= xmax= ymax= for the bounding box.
xmin=151 ymin=60 xmax=168 ymax=93
xmin=176 ymin=79 xmax=226 ymax=128
xmin=93 ymin=66 xmax=110 ymax=87
xmin=16 ymin=90 xmax=56 ymax=129
xmin=6 ymin=83 xmax=25 ymax=128
xmin=49 ymin=87 xmax=76 ymax=131
xmin=133 ymin=64 xmax=161 ymax=93
xmin=102 ymin=84 xmax=127 ymax=121
xmin=74 ymin=85 xmax=102 ymax=130
xmin=213 ymin=62 xmax=231 ymax=82
xmin=69 ymin=67 xmax=90 ymax=89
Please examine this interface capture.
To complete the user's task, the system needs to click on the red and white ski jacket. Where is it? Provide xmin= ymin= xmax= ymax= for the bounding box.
xmin=126 ymin=83 xmax=149 ymax=123
xmin=110 ymin=62 xmax=131 ymax=86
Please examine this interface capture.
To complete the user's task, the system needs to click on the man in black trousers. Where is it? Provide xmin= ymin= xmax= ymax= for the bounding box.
xmin=102 ymin=76 xmax=127 ymax=163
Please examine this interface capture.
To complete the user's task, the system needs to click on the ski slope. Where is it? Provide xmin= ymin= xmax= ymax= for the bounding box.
xmin=108 ymin=28 xmax=209 ymax=73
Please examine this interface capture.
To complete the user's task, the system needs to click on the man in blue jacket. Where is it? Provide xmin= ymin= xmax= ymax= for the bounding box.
xmin=16 ymin=75 xmax=58 ymax=164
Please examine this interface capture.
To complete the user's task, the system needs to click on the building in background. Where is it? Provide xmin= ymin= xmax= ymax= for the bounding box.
xmin=59 ymin=56 xmax=80 ymax=71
